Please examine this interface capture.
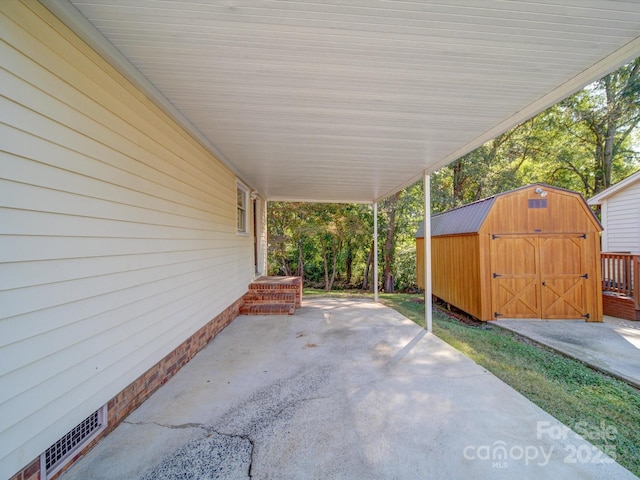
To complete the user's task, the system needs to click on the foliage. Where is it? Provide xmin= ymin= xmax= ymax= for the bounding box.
xmin=268 ymin=203 xmax=372 ymax=290
xmin=431 ymin=59 xmax=640 ymax=209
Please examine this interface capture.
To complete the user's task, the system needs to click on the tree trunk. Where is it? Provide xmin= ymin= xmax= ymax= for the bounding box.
xmin=328 ymin=244 xmax=339 ymax=291
xmin=281 ymin=251 xmax=291 ymax=276
xmin=322 ymin=241 xmax=330 ymax=291
xmin=452 ymin=159 xmax=466 ymax=204
xmin=363 ymin=241 xmax=374 ymax=291
xmin=383 ymin=192 xmax=401 ymax=293
xmin=297 ymin=240 xmax=304 ymax=281
xmin=323 ymin=238 xmax=340 ymax=291
xmin=345 ymin=244 xmax=353 ymax=286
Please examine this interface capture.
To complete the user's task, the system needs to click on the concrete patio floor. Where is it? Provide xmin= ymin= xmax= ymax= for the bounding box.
xmin=61 ymin=297 xmax=637 ymax=479
xmin=498 ymin=316 xmax=640 ymax=389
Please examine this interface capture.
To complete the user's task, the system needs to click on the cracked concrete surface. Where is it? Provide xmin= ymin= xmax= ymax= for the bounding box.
xmin=61 ymin=297 xmax=638 ymax=480
xmin=124 ymin=421 xmax=208 ymax=430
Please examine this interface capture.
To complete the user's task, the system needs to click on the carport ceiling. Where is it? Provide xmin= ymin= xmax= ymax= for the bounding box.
xmin=45 ymin=0 xmax=640 ymax=203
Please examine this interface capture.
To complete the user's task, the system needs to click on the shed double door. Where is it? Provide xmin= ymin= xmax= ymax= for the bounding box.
xmin=490 ymin=234 xmax=589 ymax=319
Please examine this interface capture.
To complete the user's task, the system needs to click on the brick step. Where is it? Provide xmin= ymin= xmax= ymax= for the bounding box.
xmin=249 ymin=276 xmax=302 ymax=308
xmin=248 ymin=289 xmax=301 ymax=307
xmin=241 ymin=276 xmax=303 ymax=315
xmin=242 ymin=291 xmax=297 ymax=305
xmin=239 ymin=303 xmax=296 ymax=315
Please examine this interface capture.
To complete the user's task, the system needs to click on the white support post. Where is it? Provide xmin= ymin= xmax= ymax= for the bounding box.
xmin=424 ymin=172 xmax=433 ymax=333
xmin=374 ymin=202 xmax=379 ymax=302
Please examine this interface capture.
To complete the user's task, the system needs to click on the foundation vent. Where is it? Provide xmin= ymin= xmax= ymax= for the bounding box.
xmin=41 ymin=404 xmax=107 ymax=478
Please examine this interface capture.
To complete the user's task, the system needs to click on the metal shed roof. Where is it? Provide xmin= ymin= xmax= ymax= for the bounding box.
xmin=415 ymin=197 xmax=496 ymax=237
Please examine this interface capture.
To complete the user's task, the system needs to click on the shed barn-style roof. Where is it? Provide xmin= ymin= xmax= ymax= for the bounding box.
xmin=416 ymin=184 xmax=601 ymax=238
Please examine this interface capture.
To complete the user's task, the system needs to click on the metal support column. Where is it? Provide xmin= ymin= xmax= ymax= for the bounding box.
xmin=374 ymin=202 xmax=379 ymax=302
xmin=424 ymin=172 xmax=433 ymax=332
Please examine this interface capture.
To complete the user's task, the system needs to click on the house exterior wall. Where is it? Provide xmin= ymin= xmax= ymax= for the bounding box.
xmin=0 ymin=2 xmax=256 ymax=478
xmin=600 ymin=182 xmax=640 ymax=253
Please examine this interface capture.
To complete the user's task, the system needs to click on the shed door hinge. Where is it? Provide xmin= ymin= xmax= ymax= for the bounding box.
xmin=578 ymin=234 xmax=587 ymax=239
xmin=582 ymin=313 xmax=590 ymax=320
xmin=493 ymin=272 xmax=502 ymax=278
xmin=580 ymin=273 xmax=588 ymax=279
xmin=494 ymin=312 xmax=503 ymax=318
xmin=492 ymin=234 xmax=500 ymax=240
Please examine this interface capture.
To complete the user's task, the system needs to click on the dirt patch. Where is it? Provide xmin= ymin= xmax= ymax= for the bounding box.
xmin=433 ymin=298 xmax=486 ymax=328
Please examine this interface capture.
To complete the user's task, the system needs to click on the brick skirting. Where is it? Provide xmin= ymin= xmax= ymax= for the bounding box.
xmin=602 ymin=293 xmax=640 ymax=321
xmin=10 ymin=297 xmax=243 ymax=480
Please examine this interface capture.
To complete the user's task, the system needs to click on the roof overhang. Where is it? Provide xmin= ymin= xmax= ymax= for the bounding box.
xmin=42 ymin=0 xmax=640 ymax=203
xmin=587 ymin=169 xmax=640 ymax=204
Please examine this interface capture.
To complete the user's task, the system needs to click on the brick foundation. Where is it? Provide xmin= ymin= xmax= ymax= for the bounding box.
xmin=10 ymin=297 xmax=243 ymax=480
xmin=602 ymin=293 xmax=640 ymax=321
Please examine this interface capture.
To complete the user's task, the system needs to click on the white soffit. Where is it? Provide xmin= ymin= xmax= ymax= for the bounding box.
xmin=45 ymin=0 xmax=640 ymax=203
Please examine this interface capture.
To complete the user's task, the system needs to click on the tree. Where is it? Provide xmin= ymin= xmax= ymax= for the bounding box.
xmin=380 ymin=192 xmax=401 ymax=292
xmin=267 ymin=202 xmax=371 ymax=291
xmin=431 ymin=58 xmax=640 ymax=204
xmin=553 ymin=58 xmax=640 ymax=195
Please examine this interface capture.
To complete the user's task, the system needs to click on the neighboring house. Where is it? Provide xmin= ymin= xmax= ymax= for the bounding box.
xmin=416 ymin=184 xmax=603 ymax=322
xmin=587 ymin=169 xmax=640 ymax=254
xmin=1 ymin=4 xmax=265 ymax=479
xmin=588 ymin=170 xmax=640 ymax=321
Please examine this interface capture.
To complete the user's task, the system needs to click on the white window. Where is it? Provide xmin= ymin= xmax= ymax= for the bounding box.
xmin=237 ymin=182 xmax=249 ymax=234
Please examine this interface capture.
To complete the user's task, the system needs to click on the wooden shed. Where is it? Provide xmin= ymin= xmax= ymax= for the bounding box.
xmin=416 ymin=184 xmax=603 ymax=322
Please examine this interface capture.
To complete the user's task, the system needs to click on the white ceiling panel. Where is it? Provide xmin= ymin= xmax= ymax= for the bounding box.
xmin=44 ymin=0 xmax=640 ymax=202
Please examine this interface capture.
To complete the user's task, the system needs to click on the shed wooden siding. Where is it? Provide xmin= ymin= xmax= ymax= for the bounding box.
xmin=431 ymin=235 xmax=487 ymax=321
xmin=417 ymin=234 xmax=492 ymax=321
xmin=0 ymin=2 xmax=255 ymax=477
xmin=481 ymin=187 xmax=602 ymax=235
xmin=417 ymin=185 xmax=602 ymax=322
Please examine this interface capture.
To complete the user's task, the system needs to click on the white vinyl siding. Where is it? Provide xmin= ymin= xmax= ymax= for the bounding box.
xmin=602 ymin=182 xmax=640 ymax=254
xmin=0 ymin=2 xmax=253 ymax=478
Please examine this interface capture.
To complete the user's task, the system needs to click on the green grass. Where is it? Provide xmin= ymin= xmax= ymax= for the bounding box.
xmin=306 ymin=290 xmax=640 ymax=475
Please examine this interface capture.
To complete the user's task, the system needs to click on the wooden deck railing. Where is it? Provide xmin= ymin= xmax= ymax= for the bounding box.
xmin=601 ymin=253 xmax=640 ymax=309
